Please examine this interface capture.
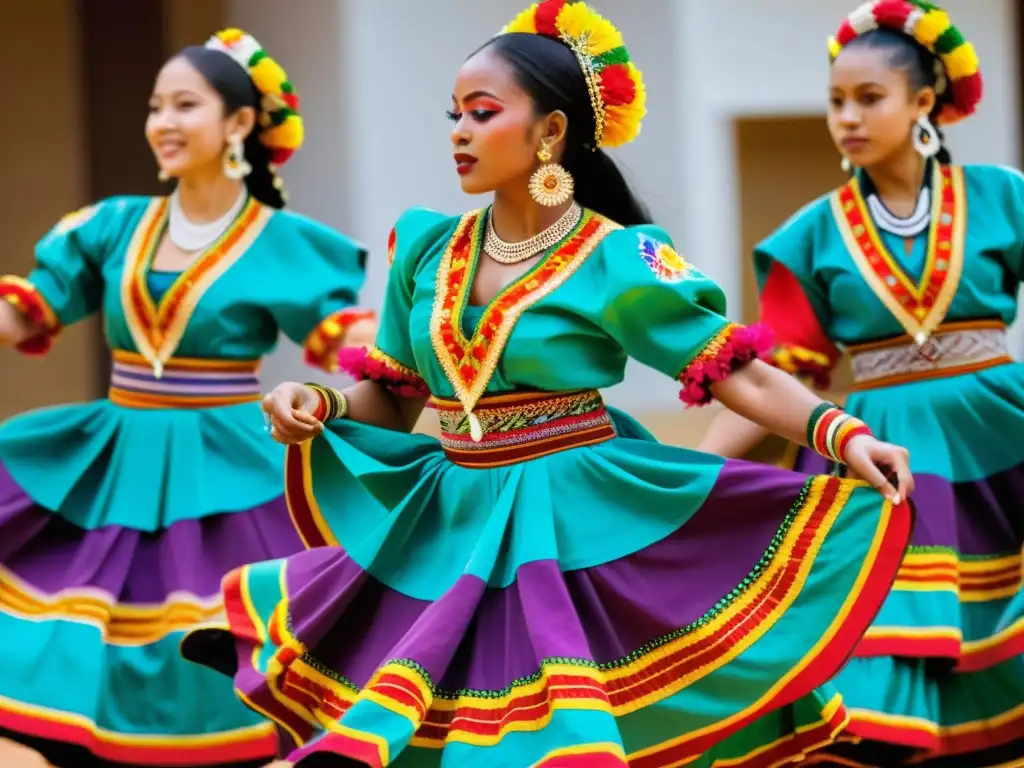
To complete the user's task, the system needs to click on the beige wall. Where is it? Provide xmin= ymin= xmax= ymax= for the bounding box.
xmin=164 ymin=0 xmax=225 ymax=52
xmin=0 ymin=1 xmax=100 ymax=419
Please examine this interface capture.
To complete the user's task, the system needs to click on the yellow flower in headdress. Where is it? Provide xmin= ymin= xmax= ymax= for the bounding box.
xmin=217 ymin=28 xmax=245 ymax=45
xmin=503 ymin=5 xmax=539 ymax=34
xmin=261 ymin=119 xmax=304 ymax=152
xmin=942 ymin=42 xmax=979 ymax=81
xmin=602 ymin=63 xmax=646 ymax=148
xmin=914 ymin=9 xmax=951 ymax=46
xmin=555 ymin=2 xmax=623 ymax=56
xmin=206 ymin=29 xmax=305 ymax=165
xmin=828 ymin=1 xmax=982 ymax=125
xmin=249 ymin=57 xmax=289 ymax=97
xmin=498 ymin=1 xmax=646 ymax=149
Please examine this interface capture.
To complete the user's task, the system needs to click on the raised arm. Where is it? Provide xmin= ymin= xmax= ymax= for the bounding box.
xmin=699 ymin=203 xmax=843 ymax=459
xmin=0 ymin=293 xmax=46 ymax=348
xmin=600 ymin=224 xmax=911 ymax=502
xmin=0 ymin=199 xmax=126 ymax=355
xmin=263 ymin=207 xmax=452 ymax=442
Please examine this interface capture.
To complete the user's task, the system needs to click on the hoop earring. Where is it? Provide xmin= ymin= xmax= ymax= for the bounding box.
xmin=528 ymin=139 xmax=573 ymax=207
xmin=223 ymin=135 xmax=252 ymax=180
xmin=912 ymin=115 xmax=941 ymax=159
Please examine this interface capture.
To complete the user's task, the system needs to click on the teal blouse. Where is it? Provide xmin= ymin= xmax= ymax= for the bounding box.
xmin=368 ymin=206 xmax=738 ymax=409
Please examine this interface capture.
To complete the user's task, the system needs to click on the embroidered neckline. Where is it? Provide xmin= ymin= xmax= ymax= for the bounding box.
xmin=831 ymin=164 xmax=966 ymax=344
xmin=120 ymin=196 xmax=272 ymax=376
xmin=429 ymin=207 xmax=616 ymax=428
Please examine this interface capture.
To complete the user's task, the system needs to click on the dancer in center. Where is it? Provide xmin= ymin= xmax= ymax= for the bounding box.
xmin=184 ymin=2 xmax=916 ymax=765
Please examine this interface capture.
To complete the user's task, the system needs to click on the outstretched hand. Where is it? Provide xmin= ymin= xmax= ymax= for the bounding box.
xmin=842 ymin=435 xmax=914 ymax=504
xmin=0 ymin=739 xmax=53 ymax=767
xmin=262 ymin=381 xmax=323 ymax=445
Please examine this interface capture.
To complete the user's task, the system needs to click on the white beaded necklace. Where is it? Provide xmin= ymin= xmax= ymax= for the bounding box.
xmin=867 ymin=186 xmax=931 ymax=238
xmin=168 ymin=188 xmax=247 ymax=252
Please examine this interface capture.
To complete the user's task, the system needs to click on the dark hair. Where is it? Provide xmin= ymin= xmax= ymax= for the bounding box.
xmin=475 ymin=33 xmax=652 ymax=226
xmin=177 ymin=46 xmax=286 ymax=208
xmin=841 ymin=28 xmax=952 ymax=163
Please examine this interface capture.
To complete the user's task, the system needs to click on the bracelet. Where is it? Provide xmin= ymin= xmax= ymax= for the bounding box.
xmin=305 ymin=383 xmax=348 ymax=422
xmin=807 ymin=402 xmax=873 ymax=464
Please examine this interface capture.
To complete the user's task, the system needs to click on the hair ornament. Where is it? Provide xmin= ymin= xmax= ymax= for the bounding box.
xmin=205 ymin=29 xmax=304 ymax=165
xmin=827 ymin=1 xmax=981 ymax=124
xmin=500 ymin=0 xmax=646 ymax=148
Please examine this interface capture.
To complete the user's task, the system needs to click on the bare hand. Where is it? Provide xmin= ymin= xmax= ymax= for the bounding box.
xmin=842 ymin=435 xmax=913 ymax=504
xmin=0 ymin=300 xmax=39 ymax=348
xmin=262 ymin=382 xmax=323 ymax=444
xmin=263 ymin=762 xmax=294 ymax=767
xmin=0 ymin=739 xmax=53 ymax=766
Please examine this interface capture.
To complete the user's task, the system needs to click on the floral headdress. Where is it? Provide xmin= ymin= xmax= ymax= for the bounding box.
xmin=205 ymin=29 xmax=304 ymax=166
xmin=827 ymin=1 xmax=982 ymax=125
xmin=500 ymin=0 xmax=646 ymax=149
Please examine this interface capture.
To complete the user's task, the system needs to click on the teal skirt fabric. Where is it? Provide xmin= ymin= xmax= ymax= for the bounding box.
xmin=776 ymin=361 xmax=1024 ymax=766
xmin=0 ymin=399 xmax=310 ymax=765
xmin=183 ymin=405 xmax=914 ymax=767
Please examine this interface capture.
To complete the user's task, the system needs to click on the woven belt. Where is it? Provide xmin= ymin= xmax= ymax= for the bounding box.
xmin=108 ymin=350 xmax=262 ymax=409
xmin=431 ymin=389 xmax=616 ymax=468
xmin=848 ymin=320 xmax=1012 ymax=390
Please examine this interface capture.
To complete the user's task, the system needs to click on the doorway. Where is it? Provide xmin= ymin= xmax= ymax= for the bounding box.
xmin=734 ymin=114 xmax=847 ymax=325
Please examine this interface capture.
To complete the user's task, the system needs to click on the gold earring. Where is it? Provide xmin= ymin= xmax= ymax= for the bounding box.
xmin=528 ymin=139 xmax=573 ymax=207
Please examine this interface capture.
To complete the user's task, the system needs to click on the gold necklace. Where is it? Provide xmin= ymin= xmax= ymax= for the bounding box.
xmin=483 ymin=202 xmax=582 ymax=264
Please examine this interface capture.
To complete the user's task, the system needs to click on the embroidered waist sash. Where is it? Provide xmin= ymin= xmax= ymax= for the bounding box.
xmin=108 ymin=350 xmax=262 ymax=409
xmin=431 ymin=389 xmax=616 ymax=468
xmin=847 ymin=319 xmax=1012 ymax=390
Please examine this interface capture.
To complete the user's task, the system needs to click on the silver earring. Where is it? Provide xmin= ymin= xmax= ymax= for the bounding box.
xmin=912 ymin=115 xmax=940 ymax=159
xmin=223 ymin=136 xmax=252 ymax=179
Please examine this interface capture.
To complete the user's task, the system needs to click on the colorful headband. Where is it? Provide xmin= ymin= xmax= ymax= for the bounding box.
xmin=500 ymin=0 xmax=646 ymax=149
xmin=205 ymin=29 xmax=304 ymax=165
xmin=827 ymin=1 xmax=982 ymax=125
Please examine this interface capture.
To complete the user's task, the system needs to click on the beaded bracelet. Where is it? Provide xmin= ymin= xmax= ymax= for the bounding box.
xmin=305 ymin=383 xmax=348 ymax=422
xmin=807 ymin=402 xmax=873 ymax=464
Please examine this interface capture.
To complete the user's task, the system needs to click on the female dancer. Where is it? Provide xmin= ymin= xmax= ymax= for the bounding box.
xmin=700 ymin=2 xmax=1024 ymax=765
xmin=185 ymin=3 xmax=916 ymax=765
xmin=0 ymin=29 xmax=373 ymax=768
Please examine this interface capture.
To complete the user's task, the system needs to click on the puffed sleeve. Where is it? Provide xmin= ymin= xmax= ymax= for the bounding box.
xmin=599 ymin=224 xmax=773 ymax=406
xmin=337 ymin=207 xmax=456 ymax=397
xmin=262 ymin=212 xmax=372 ymax=372
xmin=753 ymin=201 xmax=842 ymax=390
xmin=0 ymin=197 xmax=129 ymax=354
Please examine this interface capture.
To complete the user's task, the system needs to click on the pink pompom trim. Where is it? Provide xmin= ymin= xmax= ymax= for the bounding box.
xmin=337 ymin=345 xmax=429 ymax=398
xmin=678 ymin=322 xmax=774 ymax=407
